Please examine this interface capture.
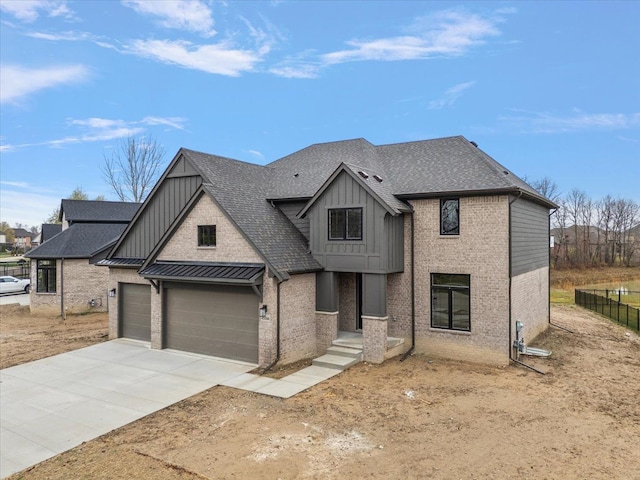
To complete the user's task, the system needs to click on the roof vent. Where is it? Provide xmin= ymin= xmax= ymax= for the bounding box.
xmin=373 ymin=174 xmax=383 ymax=183
xmin=470 ymin=141 xmax=478 ymax=147
xmin=503 ymin=170 xmax=509 ymax=175
xmin=358 ymin=171 xmax=369 ymax=179
xmin=293 ymin=173 xmax=299 ymax=177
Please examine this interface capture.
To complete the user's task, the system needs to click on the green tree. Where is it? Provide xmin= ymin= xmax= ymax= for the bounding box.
xmin=0 ymin=221 xmax=15 ymax=242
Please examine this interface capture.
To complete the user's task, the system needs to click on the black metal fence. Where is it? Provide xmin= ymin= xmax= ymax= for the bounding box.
xmin=575 ymin=289 xmax=640 ymax=331
xmin=0 ymin=260 xmax=30 ymax=279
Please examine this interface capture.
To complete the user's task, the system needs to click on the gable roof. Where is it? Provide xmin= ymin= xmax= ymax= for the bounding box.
xmin=181 ymin=149 xmax=322 ymax=276
xmin=12 ymin=228 xmax=32 ymax=238
xmin=61 ymin=200 xmax=141 ymax=223
xmin=25 ymin=223 xmax=127 ymax=259
xmin=298 ymin=162 xmax=411 ymax=218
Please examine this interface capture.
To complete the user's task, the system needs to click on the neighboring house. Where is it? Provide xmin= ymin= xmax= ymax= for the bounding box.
xmin=26 ymin=200 xmax=140 ymax=315
xmin=101 ymin=136 xmax=555 ymax=367
xmin=13 ymin=228 xmax=32 ymax=251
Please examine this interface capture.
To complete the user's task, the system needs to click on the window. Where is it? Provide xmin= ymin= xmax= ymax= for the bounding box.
xmin=37 ymin=259 xmax=56 ymax=293
xmin=198 ymin=225 xmax=216 ymax=247
xmin=440 ymin=198 xmax=459 ymax=235
xmin=329 ymin=208 xmax=362 ymax=241
xmin=431 ymin=274 xmax=470 ymax=331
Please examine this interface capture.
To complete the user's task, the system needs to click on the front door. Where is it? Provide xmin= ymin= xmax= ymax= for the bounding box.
xmin=356 ymin=273 xmax=363 ymax=330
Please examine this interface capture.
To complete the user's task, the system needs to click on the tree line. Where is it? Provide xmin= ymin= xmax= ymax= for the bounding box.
xmin=530 ymin=178 xmax=640 ymax=268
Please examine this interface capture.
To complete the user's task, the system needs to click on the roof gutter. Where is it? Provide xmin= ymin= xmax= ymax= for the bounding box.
xmin=401 ymin=205 xmax=415 ymax=361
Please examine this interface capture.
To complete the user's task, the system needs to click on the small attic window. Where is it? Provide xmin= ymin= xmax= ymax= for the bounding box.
xmin=358 ymin=171 xmax=369 ymax=179
xmin=373 ymin=174 xmax=383 ymax=183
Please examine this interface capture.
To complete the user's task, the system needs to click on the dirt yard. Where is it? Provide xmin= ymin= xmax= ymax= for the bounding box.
xmin=2 ymin=304 xmax=639 ymax=480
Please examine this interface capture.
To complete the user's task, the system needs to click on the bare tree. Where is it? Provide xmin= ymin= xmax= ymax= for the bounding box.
xmin=530 ymin=176 xmax=561 ymax=204
xmin=101 ymin=136 xmax=165 ymax=202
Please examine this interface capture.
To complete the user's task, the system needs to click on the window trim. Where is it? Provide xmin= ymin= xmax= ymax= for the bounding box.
xmin=197 ymin=225 xmax=217 ymax=247
xmin=430 ymin=273 xmax=470 ymax=332
xmin=36 ymin=259 xmax=57 ymax=293
xmin=440 ymin=198 xmax=460 ymax=236
xmin=328 ymin=207 xmax=363 ymax=241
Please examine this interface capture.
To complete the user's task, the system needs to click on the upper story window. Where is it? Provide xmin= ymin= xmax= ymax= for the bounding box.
xmin=329 ymin=208 xmax=362 ymax=241
xmin=198 ymin=225 xmax=216 ymax=247
xmin=440 ymin=198 xmax=459 ymax=235
xmin=37 ymin=259 xmax=56 ymax=293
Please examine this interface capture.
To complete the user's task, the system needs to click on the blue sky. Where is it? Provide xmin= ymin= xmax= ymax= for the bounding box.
xmin=1 ymin=0 xmax=639 ymax=228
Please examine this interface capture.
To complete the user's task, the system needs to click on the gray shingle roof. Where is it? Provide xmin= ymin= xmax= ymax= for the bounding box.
xmin=61 ymin=200 xmax=141 ymax=223
xmin=41 ymin=224 xmax=62 ymax=242
xmin=26 ymin=223 xmax=127 ymax=259
xmin=267 ymin=136 xmax=552 ymax=206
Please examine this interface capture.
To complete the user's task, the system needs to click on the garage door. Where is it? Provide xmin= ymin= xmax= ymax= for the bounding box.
xmin=165 ymin=283 xmax=258 ymax=363
xmin=119 ymin=283 xmax=151 ymax=341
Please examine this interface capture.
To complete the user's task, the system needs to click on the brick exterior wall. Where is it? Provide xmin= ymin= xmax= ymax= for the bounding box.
xmin=387 ymin=196 xmax=512 ymax=365
xmin=158 ymin=194 xmax=263 ymax=263
xmin=30 ymin=259 xmax=111 ymax=316
xmin=278 ymin=273 xmax=317 ymax=365
xmin=511 ymin=266 xmax=549 ymax=348
xmin=107 ymin=268 xmax=152 ymax=340
xmin=259 ymin=276 xmax=278 ymax=366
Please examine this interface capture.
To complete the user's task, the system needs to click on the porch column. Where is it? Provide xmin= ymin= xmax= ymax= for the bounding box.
xmin=316 ymin=272 xmax=339 ymax=354
xmin=362 ymin=273 xmax=388 ymax=363
xmin=363 ymin=316 xmax=388 ymax=364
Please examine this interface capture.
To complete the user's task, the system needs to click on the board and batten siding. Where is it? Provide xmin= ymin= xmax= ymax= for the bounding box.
xmin=113 ymin=175 xmax=202 ymax=259
xmin=277 ymin=201 xmax=310 ymax=240
xmin=510 ymin=198 xmax=550 ymax=276
xmin=307 ymin=171 xmax=404 ymax=274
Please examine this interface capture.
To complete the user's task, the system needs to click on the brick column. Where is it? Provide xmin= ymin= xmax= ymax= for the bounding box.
xmin=363 ymin=315 xmax=388 ymax=364
xmin=315 ymin=311 xmax=338 ymax=355
xmin=150 ymin=284 xmax=163 ymax=349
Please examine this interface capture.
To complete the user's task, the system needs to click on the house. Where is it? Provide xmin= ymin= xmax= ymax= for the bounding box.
xmin=12 ymin=228 xmax=33 ymax=252
xmin=25 ymin=200 xmax=140 ymax=315
xmin=101 ymin=136 xmax=555 ymax=367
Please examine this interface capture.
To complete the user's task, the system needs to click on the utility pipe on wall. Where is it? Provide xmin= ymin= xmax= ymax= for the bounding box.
xmin=401 ymin=207 xmax=415 ymax=362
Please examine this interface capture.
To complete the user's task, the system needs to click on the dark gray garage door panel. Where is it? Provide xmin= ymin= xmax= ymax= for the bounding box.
xmin=120 ymin=283 xmax=151 ymax=341
xmin=165 ymin=284 xmax=258 ymax=363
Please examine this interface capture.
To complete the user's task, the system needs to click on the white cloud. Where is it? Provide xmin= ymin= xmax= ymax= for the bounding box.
xmin=0 ymin=181 xmax=29 ymax=188
xmin=500 ymin=110 xmax=640 ymax=133
xmin=322 ymin=9 xmax=503 ymax=65
xmin=247 ymin=149 xmax=265 ymax=161
xmin=0 ymin=116 xmax=187 ymax=151
xmin=122 ymin=0 xmax=216 ymax=37
xmin=0 ymin=64 xmax=90 ymax=104
xmin=125 ymin=39 xmax=262 ymax=76
xmin=0 ymin=187 xmax=61 ymax=227
xmin=26 ymin=30 xmax=94 ymax=41
xmin=428 ymin=81 xmax=476 ymax=109
xmin=0 ymin=0 xmax=73 ymax=22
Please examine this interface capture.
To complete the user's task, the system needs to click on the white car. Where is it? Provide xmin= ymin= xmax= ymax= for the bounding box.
xmin=0 ymin=276 xmax=30 ymax=294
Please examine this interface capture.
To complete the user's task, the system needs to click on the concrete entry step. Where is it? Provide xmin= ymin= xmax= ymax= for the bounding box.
xmin=325 ymin=345 xmax=363 ymax=360
xmin=312 ymin=353 xmax=361 ymax=370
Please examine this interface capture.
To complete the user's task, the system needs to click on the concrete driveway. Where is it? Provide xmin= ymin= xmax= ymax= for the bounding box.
xmin=0 ymin=292 xmax=29 ymax=306
xmin=0 ymin=339 xmax=255 ymax=478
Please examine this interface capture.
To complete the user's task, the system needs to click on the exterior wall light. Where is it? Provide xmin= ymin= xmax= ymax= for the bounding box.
xmin=259 ymin=305 xmax=268 ymax=318
xmin=109 ymin=288 xmax=116 ymax=297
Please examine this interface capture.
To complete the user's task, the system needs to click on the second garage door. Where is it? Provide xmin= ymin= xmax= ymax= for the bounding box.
xmin=164 ymin=283 xmax=259 ymax=363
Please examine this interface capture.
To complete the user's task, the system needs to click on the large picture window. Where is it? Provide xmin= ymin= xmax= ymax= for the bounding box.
xmin=198 ymin=225 xmax=216 ymax=247
xmin=37 ymin=259 xmax=56 ymax=293
xmin=440 ymin=198 xmax=459 ymax=235
xmin=329 ymin=208 xmax=362 ymax=241
xmin=431 ymin=273 xmax=470 ymax=331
